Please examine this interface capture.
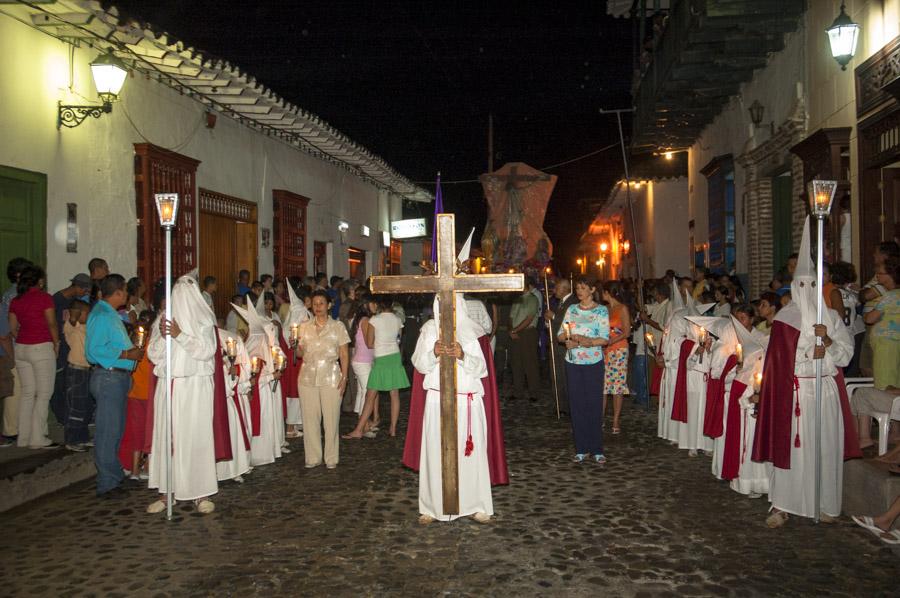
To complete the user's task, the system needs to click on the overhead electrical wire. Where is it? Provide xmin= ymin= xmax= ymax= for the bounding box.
xmin=412 ymin=142 xmax=620 ymax=185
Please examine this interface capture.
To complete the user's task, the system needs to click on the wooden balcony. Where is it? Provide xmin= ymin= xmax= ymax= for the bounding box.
xmin=632 ymin=0 xmax=805 ymax=149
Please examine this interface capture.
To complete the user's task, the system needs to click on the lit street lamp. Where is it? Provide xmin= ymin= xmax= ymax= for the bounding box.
xmin=154 ymin=192 xmax=179 ymax=521
xmin=807 ymin=179 xmax=837 ymax=525
xmin=58 ymin=49 xmax=128 ymax=128
xmin=827 ymin=2 xmax=860 ymax=71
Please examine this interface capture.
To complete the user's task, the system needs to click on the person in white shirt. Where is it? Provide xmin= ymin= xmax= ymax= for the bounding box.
xmin=344 ymin=296 xmax=409 ymax=438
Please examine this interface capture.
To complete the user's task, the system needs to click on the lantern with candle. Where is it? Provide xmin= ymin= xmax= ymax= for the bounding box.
xmin=753 ymin=372 xmax=763 ymax=393
xmin=250 ymin=356 xmax=261 ymax=376
xmin=225 ymin=337 xmax=237 ymax=366
xmin=735 ymin=343 xmax=743 ymax=369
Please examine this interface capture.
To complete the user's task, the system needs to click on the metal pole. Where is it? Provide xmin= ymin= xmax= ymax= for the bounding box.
xmin=544 ymin=272 xmax=561 ymax=419
xmin=165 ymin=226 xmax=174 ymax=521
xmin=604 ymin=107 xmax=652 ymax=411
xmin=814 ymin=216 xmax=824 ymax=524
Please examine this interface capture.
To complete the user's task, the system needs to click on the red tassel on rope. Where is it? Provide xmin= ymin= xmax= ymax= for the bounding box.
xmin=464 ymin=393 xmax=474 ymax=457
xmin=792 ymin=376 xmax=801 ymax=448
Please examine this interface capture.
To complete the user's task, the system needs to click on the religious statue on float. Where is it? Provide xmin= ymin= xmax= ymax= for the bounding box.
xmin=479 ymin=162 xmax=556 ymax=272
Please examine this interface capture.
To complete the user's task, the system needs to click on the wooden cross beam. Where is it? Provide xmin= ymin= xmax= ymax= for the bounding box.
xmin=370 ymin=213 xmax=523 ymax=514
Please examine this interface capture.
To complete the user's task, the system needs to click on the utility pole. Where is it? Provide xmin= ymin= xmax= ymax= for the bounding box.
xmin=488 ymin=113 xmax=494 ymax=173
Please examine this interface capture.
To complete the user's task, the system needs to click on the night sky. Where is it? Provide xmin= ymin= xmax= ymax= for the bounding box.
xmin=109 ymin=1 xmax=634 ymax=265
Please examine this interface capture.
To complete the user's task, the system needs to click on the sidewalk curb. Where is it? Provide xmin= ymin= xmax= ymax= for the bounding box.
xmin=0 ymin=451 xmax=95 ymax=513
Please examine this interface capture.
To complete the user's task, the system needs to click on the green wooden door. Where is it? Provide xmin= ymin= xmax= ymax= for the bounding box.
xmin=0 ymin=166 xmax=47 ymax=295
xmin=772 ymin=174 xmax=793 ymax=275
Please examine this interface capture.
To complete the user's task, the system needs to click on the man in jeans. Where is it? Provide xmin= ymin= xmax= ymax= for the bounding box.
xmin=509 ymin=278 xmax=540 ymax=402
xmin=86 ymin=274 xmax=141 ymax=497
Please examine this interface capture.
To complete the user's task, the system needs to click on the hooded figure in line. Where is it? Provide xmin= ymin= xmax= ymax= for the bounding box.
xmin=753 ymin=216 xmax=860 ymax=528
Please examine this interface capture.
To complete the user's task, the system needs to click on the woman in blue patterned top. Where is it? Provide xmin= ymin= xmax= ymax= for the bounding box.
xmin=558 ymin=277 xmax=610 ymax=464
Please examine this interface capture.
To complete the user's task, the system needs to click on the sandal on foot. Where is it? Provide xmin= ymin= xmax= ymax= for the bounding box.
xmin=363 ymin=431 xmax=377 ymax=439
xmin=852 ymin=515 xmax=885 ymax=534
xmin=612 ymin=427 xmax=621 ymax=435
xmin=766 ymin=511 xmax=788 ymax=528
xmin=472 ymin=512 xmax=491 ymax=524
xmin=341 ymin=433 xmax=363 ymax=440
xmin=882 ymin=530 xmax=900 ymax=544
xmin=418 ymin=514 xmax=435 ymax=525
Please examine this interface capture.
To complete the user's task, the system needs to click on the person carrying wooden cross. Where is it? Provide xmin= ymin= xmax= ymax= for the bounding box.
xmin=412 ymin=292 xmax=492 ymax=524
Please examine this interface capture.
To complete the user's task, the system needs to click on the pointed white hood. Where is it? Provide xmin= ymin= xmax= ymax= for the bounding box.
xmin=232 ymin=298 xmax=278 ymax=348
xmin=671 ymin=278 xmax=685 ymax=311
xmin=254 ymin=292 xmax=268 ymax=318
xmin=284 ymin=281 xmax=311 ymax=331
xmin=731 ymin=315 xmax=765 ymax=363
xmin=432 ymin=292 xmax=479 ymax=347
xmin=791 ymin=216 xmax=818 ymax=332
xmin=457 ymin=227 xmax=475 ymax=271
xmin=171 ymin=274 xmax=215 ymax=338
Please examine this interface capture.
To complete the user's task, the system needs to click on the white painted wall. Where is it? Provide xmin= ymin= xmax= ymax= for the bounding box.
xmin=0 ymin=15 xmax=408 ymax=290
xmin=688 ymin=23 xmax=805 ymax=275
xmin=593 ymin=177 xmax=690 ymax=279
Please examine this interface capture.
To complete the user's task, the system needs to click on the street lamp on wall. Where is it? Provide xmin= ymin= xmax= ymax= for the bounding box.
xmin=58 ymin=50 xmax=128 ymax=129
xmin=826 ymin=2 xmax=860 ymax=71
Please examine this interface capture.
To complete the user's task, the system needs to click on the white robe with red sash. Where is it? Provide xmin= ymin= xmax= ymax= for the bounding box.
xmin=215 ymin=329 xmax=252 ymax=481
xmin=413 ymin=299 xmax=492 ymax=521
xmin=764 ymin=306 xmax=853 ymax=518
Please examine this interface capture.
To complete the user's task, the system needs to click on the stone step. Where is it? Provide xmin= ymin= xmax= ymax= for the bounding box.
xmin=843 ymin=459 xmax=900 ymax=530
xmin=0 ymin=449 xmax=96 ymax=513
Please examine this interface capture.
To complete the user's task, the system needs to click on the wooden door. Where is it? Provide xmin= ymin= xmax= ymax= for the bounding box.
xmin=0 ymin=166 xmax=46 ymax=294
xmin=134 ymin=144 xmax=200 ymax=286
xmin=198 ymin=189 xmax=257 ymax=319
xmin=235 ymin=223 xmax=258 ymax=283
xmin=313 ymin=241 xmax=327 ymax=277
xmin=273 ymin=190 xmax=309 ymax=278
xmin=348 ymin=246 xmax=365 ymax=279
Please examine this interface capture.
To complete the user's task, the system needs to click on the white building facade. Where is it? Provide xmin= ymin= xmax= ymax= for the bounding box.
xmin=601 ymin=0 xmax=900 ymax=297
xmin=0 ymin=1 xmax=428 ymax=314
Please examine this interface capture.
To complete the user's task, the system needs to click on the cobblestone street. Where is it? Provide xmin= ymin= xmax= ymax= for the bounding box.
xmin=2 ymin=389 xmax=897 ymax=597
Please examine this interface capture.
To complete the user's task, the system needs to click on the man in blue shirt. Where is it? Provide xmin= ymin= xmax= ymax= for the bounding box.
xmin=0 ymin=257 xmax=33 ymax=447
xmin=86 ymin=274 xmax=142 ymax=497
xmin=236 ymin=269 xmax=251 ymax=296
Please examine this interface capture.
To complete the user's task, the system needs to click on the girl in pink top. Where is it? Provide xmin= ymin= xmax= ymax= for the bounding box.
xmin=349 ymin=298 xmax=377 ymax=431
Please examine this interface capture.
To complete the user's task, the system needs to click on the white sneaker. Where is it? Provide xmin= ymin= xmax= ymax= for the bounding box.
xmin=281 ymin=446 xmax=292 ymax=454
xmin=688 ymin=449 xmax=698 ymax=457
xmin=146 ymin=500 xmax=166 ymax=514
xmin=196 ymin=499 xmax=215 ymax=514
xmin=234 ymin=475 xmax=244 ymax=484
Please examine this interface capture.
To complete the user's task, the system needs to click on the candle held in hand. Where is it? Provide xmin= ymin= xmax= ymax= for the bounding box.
xmin=290 ymin=323 xmax=299 ymax=343
xmin=225 ymin=337 xmax=236 ymax=358
xmin=251 ymin=356 xmax=260 ymax=374
xmin=735 ymin=343 xmax=743 ymax=366
xmin=753 ymin=372 xmax=762 ymax=393
xmin=135 ymin=326 xmax=145 ymax=349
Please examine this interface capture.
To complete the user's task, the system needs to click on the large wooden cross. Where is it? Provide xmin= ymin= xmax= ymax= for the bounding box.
xmin=370 ymin=213 xmax=523 ymax=514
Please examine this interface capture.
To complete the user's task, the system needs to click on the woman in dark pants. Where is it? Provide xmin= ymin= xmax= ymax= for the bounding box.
xmin=558 ymin=277 xmax=610 ymax=464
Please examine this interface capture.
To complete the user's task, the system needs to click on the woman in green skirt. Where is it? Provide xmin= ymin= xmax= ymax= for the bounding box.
xmin=344 ymin=296 xmax=409 ymax=438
